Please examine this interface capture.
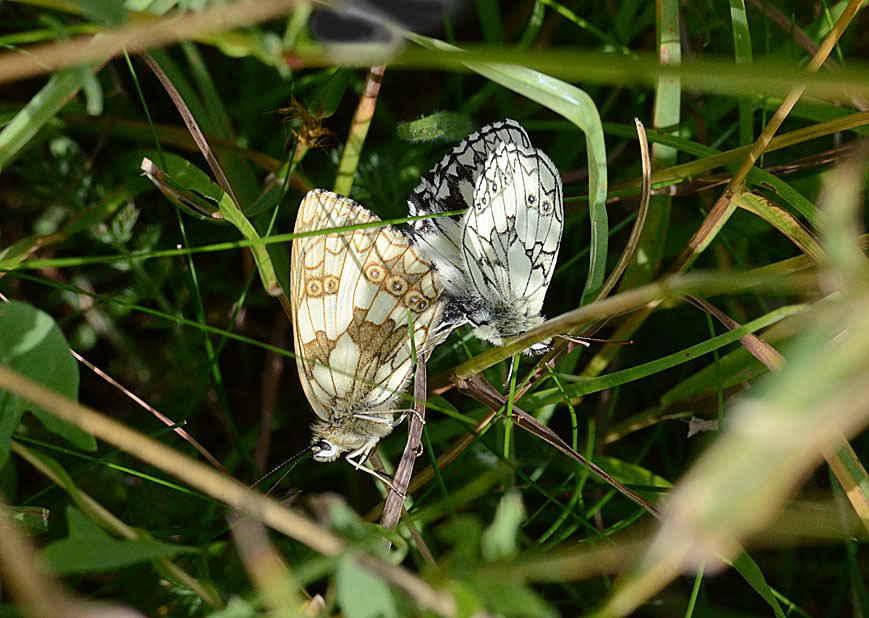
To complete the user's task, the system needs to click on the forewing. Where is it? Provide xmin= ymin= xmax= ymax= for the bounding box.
xmin=407 ymin=119 xmax=531 ymax=295
xmin=463 ymin=141 xmax=563 ymax=315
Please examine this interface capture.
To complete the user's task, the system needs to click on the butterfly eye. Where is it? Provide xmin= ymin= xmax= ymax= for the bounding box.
xmin=541 ymin=201 xmax=552 ymax=213
xmin=417 ymin=300 xmax=428 ymax=310
xmin=324 ymin=276 xmax=339 ymax=293
xmin=366 ymin=265 xmax=385 ymax=282
xmin=527 ymin=194 xmax=536 ymax=204
xmin=306 ymin=280 xmax=323 ymax=296
xmin=387 ymin=276 xmax=407 ymax=295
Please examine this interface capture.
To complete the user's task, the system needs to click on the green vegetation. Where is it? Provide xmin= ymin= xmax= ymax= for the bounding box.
xmin=1 ymin=1 xmax=868 ymax=616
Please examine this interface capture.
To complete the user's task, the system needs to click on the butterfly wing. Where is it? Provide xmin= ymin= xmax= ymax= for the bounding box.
xmin=291 ymin=189 xmax=442 ymax=423
xmin=407 ymin=119 xmax=531 ymax=298
xmin=461 ymin=141 xmax=563 ymax=339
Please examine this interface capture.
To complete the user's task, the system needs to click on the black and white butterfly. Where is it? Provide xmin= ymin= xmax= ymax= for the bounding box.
xmin=407 ymin=119 xmax=563 ymax=354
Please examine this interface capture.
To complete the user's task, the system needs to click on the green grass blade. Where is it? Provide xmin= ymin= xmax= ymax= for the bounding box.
xmin=0 ymin=68 xmax=92 ymax=172
xmin=729 ymin=0 xmax=754 ymax=145
xmin=728 ymin=552 xmax=786 ymax=618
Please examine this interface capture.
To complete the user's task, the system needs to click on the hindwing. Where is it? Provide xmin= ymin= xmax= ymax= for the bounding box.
xmin=291 ymin=189 xmax=443 ymax=425
xmin=463 ymin=141 xmax=563 ymax=321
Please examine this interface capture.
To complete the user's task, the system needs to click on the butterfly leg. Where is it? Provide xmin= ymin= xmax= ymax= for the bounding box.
xmin=345 ymin=446 xmax=399 ymax=493
xmin=353 ymin=411 xmax=395 ymax=425
xmin=355 ymin=409 xmax=425 ymax=427
xmin=388 ymin=408 xmax=426 ymax=427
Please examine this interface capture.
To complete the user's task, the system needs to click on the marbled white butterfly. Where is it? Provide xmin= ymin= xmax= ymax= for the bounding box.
xmin=291 ymin=189 xmax=443 ymax=467
xmin=407 ymin=119 xmax=563 ymax=354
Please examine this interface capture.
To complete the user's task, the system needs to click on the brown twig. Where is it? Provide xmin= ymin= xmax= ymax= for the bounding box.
xmin=381 ymin=349 xmax=430 ymax=530
xmin=0 ymin=0 xmax=300 ymax=86
xmin=333 ymin=64 xmax=387 ymax=196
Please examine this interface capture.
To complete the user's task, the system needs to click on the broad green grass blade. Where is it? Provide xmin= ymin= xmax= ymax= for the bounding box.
xmin=0 ymin=68 xmax=94 ymax=172
xmin=299 ymin=43 xmax=869 ymax=100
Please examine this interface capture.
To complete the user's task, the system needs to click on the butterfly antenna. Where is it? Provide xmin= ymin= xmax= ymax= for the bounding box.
xmin=557 ymin=334 xmax=633 ymax=346
xmin=251 ymin=445 xmax=313 ymax=495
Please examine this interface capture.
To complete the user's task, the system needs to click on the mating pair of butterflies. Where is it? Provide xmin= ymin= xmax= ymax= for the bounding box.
xmin=290 ymin=119 xmax=564 ymax=466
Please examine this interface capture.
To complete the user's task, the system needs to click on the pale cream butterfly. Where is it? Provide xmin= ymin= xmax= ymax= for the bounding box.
xmin=407 ymin=119 xmax=563 ymax=354
xmin=290 ymin=189 xmax=443 ymax=470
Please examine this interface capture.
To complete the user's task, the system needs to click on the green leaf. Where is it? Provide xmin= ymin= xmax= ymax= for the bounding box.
xmin=336 ymin=556 xmax=397 ymax=618
xmin=0 ymin=301 xmax=94 ymax=466
xmin=481 ymin=490 xmax=524 ymax=561
xmin=140 ymin=154 xmax=225 ymax=221
xmin=397 ymin=112 xmax=476 ymax=143
xmin=41 ymin=506 xmax=192 ymax=574
xmin=310 ymin=68 xmax=353 ymax=118
xmin=141 ymin=156 xmax=281 ymax=296
xmin=469 ymin=575 xmax=556 ymax=618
